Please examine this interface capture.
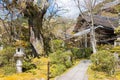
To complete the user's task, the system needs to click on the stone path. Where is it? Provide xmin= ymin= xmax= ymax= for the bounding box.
xmin=56 ymin=60 xmax=91 ymax=80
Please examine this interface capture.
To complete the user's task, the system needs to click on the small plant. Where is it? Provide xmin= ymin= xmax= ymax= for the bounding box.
xmin=111 ymin=46 xmax=120 ymax=58
xmin=14 ymin=40 xmax=29 ymax=47
xmin=114 ymin=26 xmax=120 ymax=35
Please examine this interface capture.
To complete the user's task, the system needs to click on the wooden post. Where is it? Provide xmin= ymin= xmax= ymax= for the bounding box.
xmin=47 ymin=61 xmax=50 ymax=80
xmin=85 ymin=34 xmax=87 ymax=48
xmin=118 ymin=13 xmax=120 ymax=40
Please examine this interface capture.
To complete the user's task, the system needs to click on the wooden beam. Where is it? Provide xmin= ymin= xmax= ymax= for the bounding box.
xmin=66 ymin=25 xmax=103 ymax=39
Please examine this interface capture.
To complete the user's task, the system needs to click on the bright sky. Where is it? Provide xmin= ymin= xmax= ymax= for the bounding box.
xmin=56 ymin=0 xmax=103 ymax=19
xmin=56 ymin=0 xmax=82 ymax=19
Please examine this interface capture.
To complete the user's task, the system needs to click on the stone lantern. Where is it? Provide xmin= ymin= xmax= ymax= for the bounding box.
xmin=14 ymin=47 xmax=25 ymax=73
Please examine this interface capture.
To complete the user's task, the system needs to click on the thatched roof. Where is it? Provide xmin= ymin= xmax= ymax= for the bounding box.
xmin=101 ymin=0 xmax=120 ymax=10
xmin=84 ymin=15 xmax=118 ymax=28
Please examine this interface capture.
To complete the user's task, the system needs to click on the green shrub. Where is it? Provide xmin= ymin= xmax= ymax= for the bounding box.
xmin=71 ymin=47 xmax=92 ymax=59
xmin=22 ymin=61 xmax=36 ymax=72
xmin=114 ymin=5 xmax=120 ymax=13
xmin=49 ymin=50 xmax=73 ymax=77
xmin=84 ymin=48 xmax=92 ymax=58
xmin=50 ymin=39 xmax=64 ymax=52
xmin=114 ymin=26 xmax=120 ymax=35
xmin=50 ymin=50 xmax=72 ymax=64
xmin=71 ymin=47 xmax=83 ymax=59
xmin=65 ymin=60 xmax=72 ymax=68
xmin=0 ymin=56 xmax=8 ymax=66
xmin=90 ymin=50 xmax=117 ymax=75
xmin=111 ymin=46 xmax=120 ymax=53
xmin=2 ymin=64 xmax=16 ymax=75
xmin=0 ymin=46 xmax=16 ymax=75
xmin=50 ymin=50 xmax=64 ymax=64
xmin=97 ymin=45 xmax=113 ymax=51
xmin=0 ymin=46 xmax=15 ymax=65
xmin=50 ymin=64 xmax=66 ymax=78
xmin=110 ymin=46 xmax=120 ymax=58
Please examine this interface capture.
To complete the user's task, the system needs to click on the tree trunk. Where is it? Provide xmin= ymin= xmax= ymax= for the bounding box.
xmin=90 ymin=11 xmax=97 ymax=53
xmin=85 ymin=34 xmax=88 ymax=48
xmin=28 ymin=17 xmax=50 ymax=57
xmin=22 ymin=1 xmax=50 ymax=57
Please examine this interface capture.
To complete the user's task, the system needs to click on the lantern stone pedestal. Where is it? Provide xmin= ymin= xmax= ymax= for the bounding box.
xmin=14 ymin=47 xmax=25 ymax=73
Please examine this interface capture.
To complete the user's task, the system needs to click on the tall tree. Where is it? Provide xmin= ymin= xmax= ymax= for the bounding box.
xmin=1 ymin=0 xmax=62 ymax=56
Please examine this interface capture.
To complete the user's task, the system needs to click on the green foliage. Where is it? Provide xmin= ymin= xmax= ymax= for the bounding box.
xmin=84 ymin=48 xmax=93 ymax=58
xmin=50 ymin=39 xmax=64 ymax=52
xmin=50 ymin=64 xmax=66 ymax=78
xmin=97 ymin=45 xmax=113 ymax=51
xmin=22 ymin=61 xmax=36 ymax=72
xmin=0 ymin=47 xmax=16 ymax=75
xmin=111 ymin=46 xmax=120 ymax=57
xmin=49 ymin=50 xmax=73 ymax=77
xmin=2 ymin=64 xmax=16 ymax=75
xmin=114 ymin=26 xmax=120 ymax=34
xmin=65 ymin=60 xmax=72 ymax=68
xmin=50 ymin=50 xmax=63 ymax=64
xmin=111 ymin=46 xmax=120 ymax=52
xmin=71 ymin=47 xmax=92 ymax=59
xmin=90 ymin=50 xmax=117 ymax=75
xmin=71 ymin=47 xmax=83 ymax=59
xmin=50 ymin=50 xmax=72 ymax=64
xmin=0 ymin=46 xmax=15 ymax=65
xmin=114 ymin=5 xmax=120 ymax=12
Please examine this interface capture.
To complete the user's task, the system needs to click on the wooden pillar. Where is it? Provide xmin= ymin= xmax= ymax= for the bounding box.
xmin=118 ymin=13 xmax=120 ymax=25
xmin=85 ymin=34 xmax=87 ymax=48
xmin=47 ymin=61 xmax=50 ymax=80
